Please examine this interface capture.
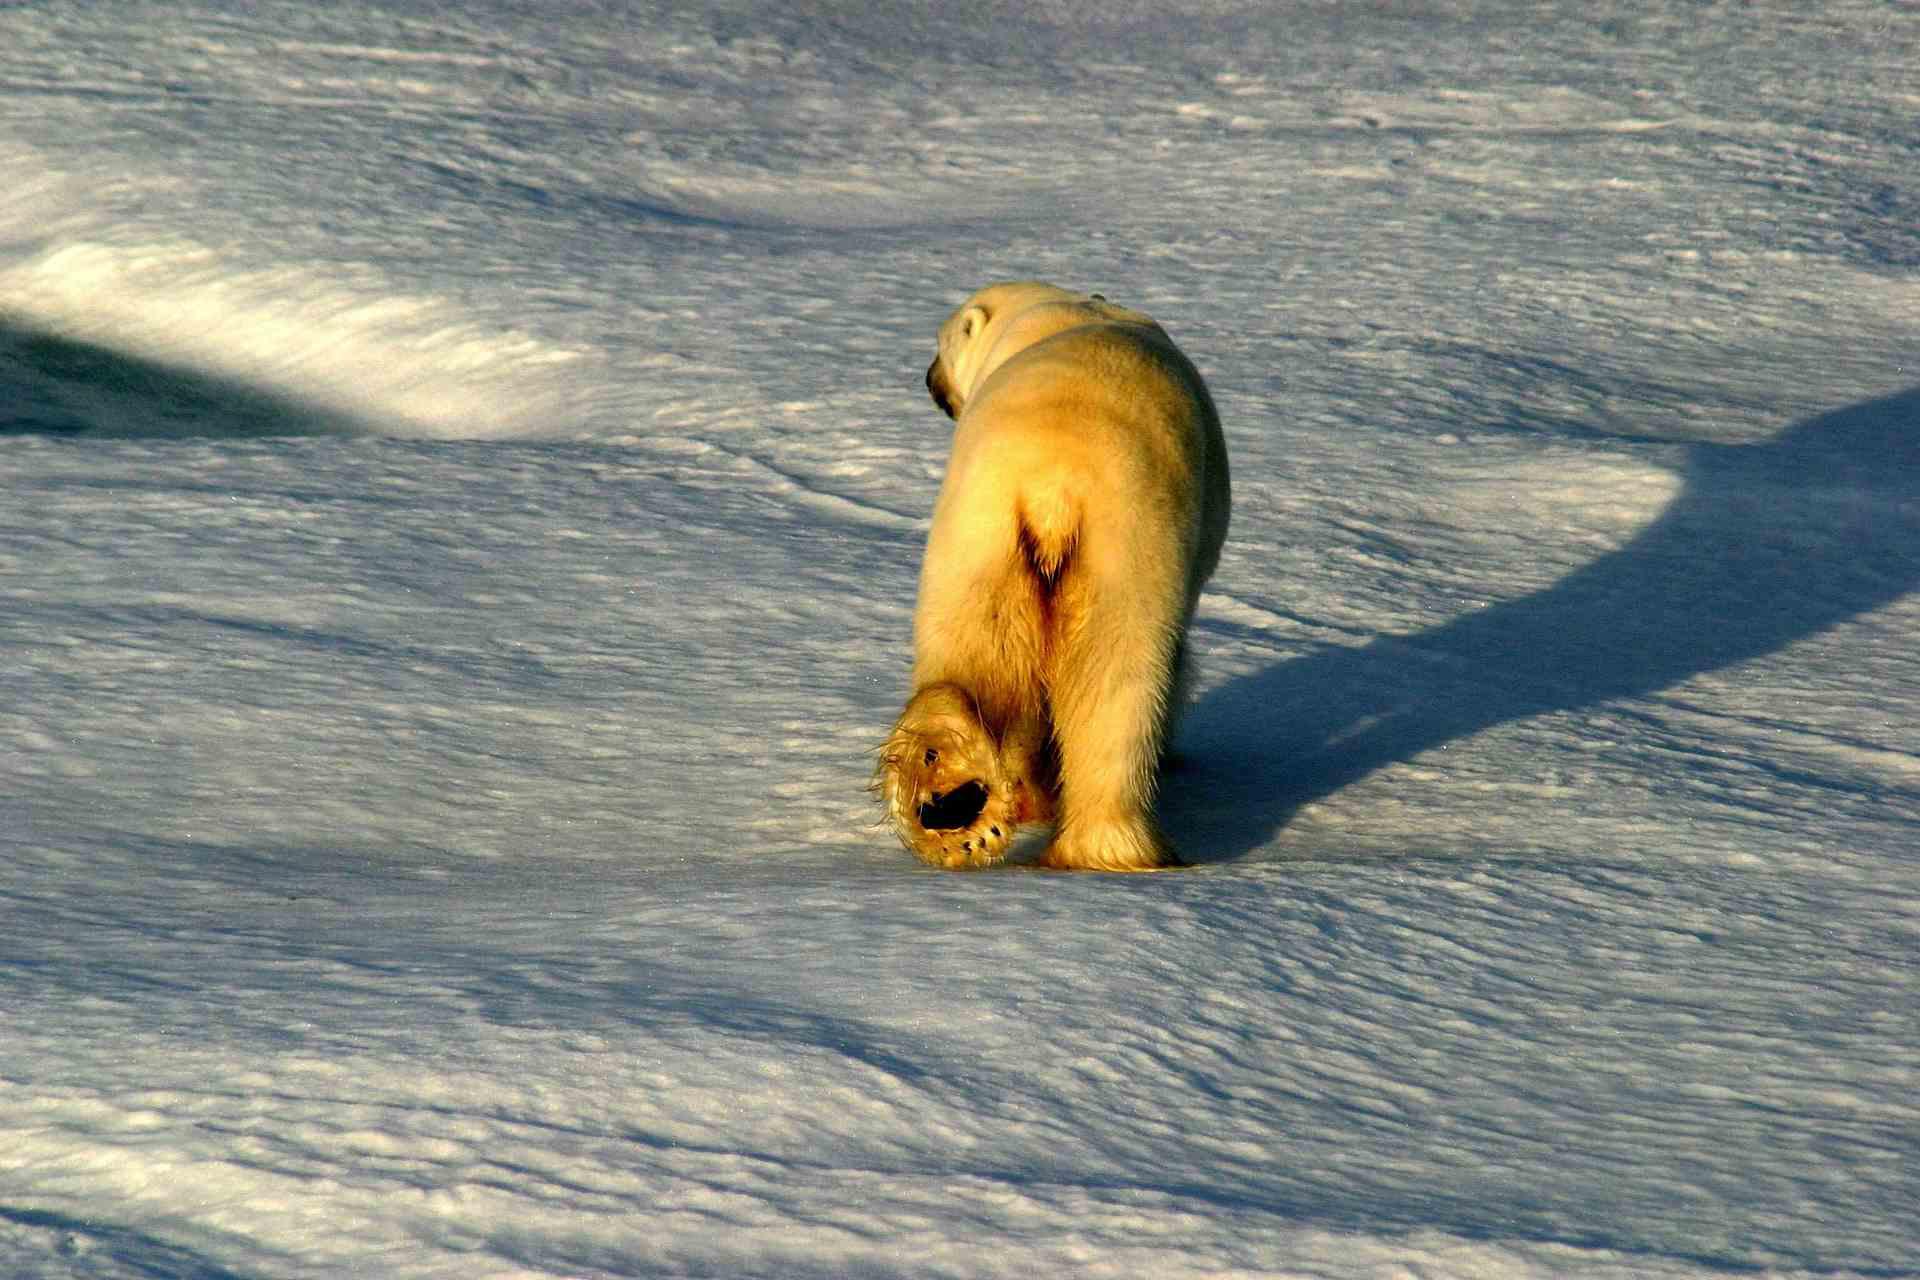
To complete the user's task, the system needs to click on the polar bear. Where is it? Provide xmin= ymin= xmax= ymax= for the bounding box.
xmin=874 ymin=282 xmax=1230 ymax=871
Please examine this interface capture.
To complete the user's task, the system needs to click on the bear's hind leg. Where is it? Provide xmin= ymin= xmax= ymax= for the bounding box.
xmin=1039 ymin=572 xmax=1184 ymax=872
xmin=874 ymin=683 xmax=1021 ymax=868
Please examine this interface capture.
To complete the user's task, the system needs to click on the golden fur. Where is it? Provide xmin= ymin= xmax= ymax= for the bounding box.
xmin=875 ymin=282 xmax=1230 ymax=870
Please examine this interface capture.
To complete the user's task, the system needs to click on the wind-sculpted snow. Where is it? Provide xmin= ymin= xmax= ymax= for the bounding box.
xmin=2 ymin=1 xmax=1917 ymax=1277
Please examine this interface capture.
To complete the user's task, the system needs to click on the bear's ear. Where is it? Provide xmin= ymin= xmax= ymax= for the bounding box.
xmin=959 ymin=306 xmax=988 ymax=341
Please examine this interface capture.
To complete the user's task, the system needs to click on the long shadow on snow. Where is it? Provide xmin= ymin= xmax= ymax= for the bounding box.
xmin=0 ymin=317 xmax=370 ymax=438
xmin=0 ymin=1206 xmax=258 ymax=1280
xmin=1165 ymin=385 xmax=1920 ymax=862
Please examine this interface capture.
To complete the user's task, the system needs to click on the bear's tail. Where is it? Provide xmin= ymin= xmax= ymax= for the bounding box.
xmin=1015 ymin=476 xmax=1080 ymax=602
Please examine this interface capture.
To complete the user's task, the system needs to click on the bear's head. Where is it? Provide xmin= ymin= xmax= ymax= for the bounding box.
xmin=926 ymin=281 xmax=1140 ymax=421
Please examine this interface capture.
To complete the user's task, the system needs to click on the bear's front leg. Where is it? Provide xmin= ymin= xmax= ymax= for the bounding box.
xmin=874 ymin=683 xmax=1020 ymax=868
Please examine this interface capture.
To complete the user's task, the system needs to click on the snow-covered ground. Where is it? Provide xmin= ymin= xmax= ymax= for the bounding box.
xmin=3 ymin=2 xmax=1916 ymax=1276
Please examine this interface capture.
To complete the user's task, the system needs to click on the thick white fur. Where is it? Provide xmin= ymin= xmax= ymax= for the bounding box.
xmin=875 ymin=282 xmax=1230 ymax=871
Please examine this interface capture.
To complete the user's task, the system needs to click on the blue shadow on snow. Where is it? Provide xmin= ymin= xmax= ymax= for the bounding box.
xmin=0 ymin=317 xmax=369 ymax=438
xmin=1165 ymin=384 xmax=1920 ymax=862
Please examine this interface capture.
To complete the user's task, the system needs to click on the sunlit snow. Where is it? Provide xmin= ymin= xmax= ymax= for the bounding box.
xmin=3 ymin=2 xmax=1916 ymax=1277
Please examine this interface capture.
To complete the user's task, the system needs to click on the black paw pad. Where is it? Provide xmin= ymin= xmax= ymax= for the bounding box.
xmin=918 ymin=781 xmax=988 ymax=831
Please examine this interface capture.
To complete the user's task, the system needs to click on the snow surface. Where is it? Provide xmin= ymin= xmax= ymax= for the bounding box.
xmin=2 ymin=1 xmax=1917 ymax=1276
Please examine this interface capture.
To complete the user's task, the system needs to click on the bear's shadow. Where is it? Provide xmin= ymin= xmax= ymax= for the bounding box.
xmin=1162 ymin=384 xmax=1920 ymax=864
